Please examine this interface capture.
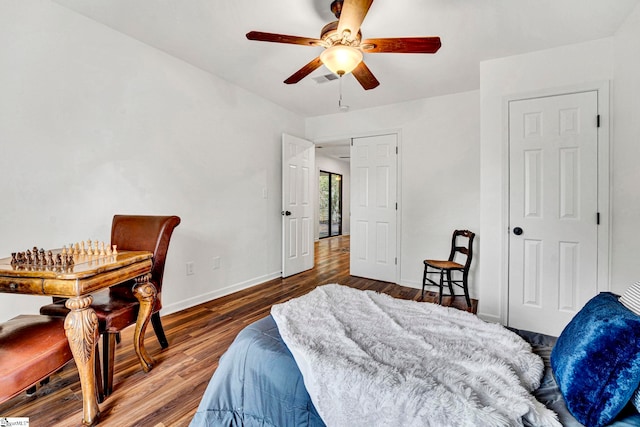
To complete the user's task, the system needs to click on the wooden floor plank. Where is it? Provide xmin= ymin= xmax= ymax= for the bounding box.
xmin=0 ymin=235 xmax=477 ymax=426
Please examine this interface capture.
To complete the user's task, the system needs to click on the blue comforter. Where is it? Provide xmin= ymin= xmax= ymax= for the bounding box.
xmin=190 ymin=316 xmax=324 ymax=427
xmin=191 ymin=316 xmax=640 ymax=427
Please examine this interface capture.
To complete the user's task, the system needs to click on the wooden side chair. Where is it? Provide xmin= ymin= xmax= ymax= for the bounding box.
xmin=422 ymin=229 xmax=475 ymax=308
xmin=0 ymin=315 xmax=75 ymax=403
xmin=40 ymin=214 xmax=181 ymax=398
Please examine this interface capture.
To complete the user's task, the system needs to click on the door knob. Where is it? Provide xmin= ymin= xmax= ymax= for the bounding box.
xmin=513 ymin=227 xmax=523 ymax=236
xmin=281 ymin=211 xmax=292 ymax=216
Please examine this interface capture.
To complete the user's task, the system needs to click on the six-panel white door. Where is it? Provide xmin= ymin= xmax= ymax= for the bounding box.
xmin=350 ymin=134 xmax=398 ymax=283
xmin=508 ymin=91 xmax=599 ymax=336
xmin=282 ymin=134 xmax=315 ymax=277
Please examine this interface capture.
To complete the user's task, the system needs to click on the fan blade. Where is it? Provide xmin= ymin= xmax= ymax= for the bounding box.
xmin=361 ymin=37 xmax=441 ymax=54
xmin=284 ymin=57 xmax=324 ymax=84
xmin=337 ymin=0 xmax=373 ymax=41
xmin=246 ymin=31 xmax=323 ymax=47
xmin=352 ymin=61 xmax=379 ymax=90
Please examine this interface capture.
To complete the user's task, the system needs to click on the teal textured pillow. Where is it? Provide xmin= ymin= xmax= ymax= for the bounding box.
xmin=551 ymin=292 xmax=640 ymax=427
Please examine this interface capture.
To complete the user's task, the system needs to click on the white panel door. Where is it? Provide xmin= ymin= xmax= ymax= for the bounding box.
xmin=350 ymin=134 xmax=397 ymax=283
xmin=282 ymin=134 xmax=315 ymax=277
xmin=508 ymin=91 xmax=598 ymax=336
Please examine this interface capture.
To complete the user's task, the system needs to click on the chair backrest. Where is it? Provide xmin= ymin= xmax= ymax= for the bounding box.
xmin=110 ymin=215 xmax=181 ymax=299
xmin=448 ymin=229 xmax=475 ymax=270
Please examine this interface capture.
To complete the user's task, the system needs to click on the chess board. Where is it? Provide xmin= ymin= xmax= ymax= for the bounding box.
xmin=0 ymin=243 xmax=152 ymax=295
xmin=7 ymin=240 xmax=118 ymax=274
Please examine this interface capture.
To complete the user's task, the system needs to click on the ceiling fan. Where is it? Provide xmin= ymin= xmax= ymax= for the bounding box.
xmin=246 ymin=0 xmax=441 ymax=90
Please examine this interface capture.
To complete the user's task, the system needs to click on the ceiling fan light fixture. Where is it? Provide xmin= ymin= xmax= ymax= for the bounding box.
xmin=320 ymin=45 xmax=363 ymax=76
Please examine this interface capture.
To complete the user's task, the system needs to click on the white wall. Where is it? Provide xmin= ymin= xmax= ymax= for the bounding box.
xmin=315 ymin=153 xmax=351 ymax=239
xmin=306 ymin=90 xmax=481 ymax=293
xmin=0 ymin=1 xmax=304 ymax=322
xmin=478 ymin=38 xmax=614 ymax=323
xmin=612 ymin=3 xmax=640 ymax=289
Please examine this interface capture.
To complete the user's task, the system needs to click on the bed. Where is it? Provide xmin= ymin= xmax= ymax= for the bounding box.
xmin=190 ymin=285 xmax=640 ymax=427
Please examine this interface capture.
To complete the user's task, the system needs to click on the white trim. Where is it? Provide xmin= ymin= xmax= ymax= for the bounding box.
xmin=159 ymin=271 xmax=282 ymax=316
xmin=500 ymin=81 xmax=611 ymax=326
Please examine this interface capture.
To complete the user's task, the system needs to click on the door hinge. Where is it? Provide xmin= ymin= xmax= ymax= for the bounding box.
xmin=395 ymin=257 xmax=397 ymax=265
xmin=395 ymin=202 xmax=398 ymax=210
xmin=597 ymin=115 xmax=601 ymax=128
xmin=597 ymin=212 xmax=600 ymax=225
xmin=396 ymin=146 xmax=398 ymax=155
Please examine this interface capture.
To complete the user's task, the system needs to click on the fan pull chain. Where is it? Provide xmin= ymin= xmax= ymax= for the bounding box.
xmin=338 ymin=75 xmax=349 ymax=112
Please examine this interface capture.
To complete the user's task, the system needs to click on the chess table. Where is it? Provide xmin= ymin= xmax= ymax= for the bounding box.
xmin=0 ymin=249 xmax=155 ymax=426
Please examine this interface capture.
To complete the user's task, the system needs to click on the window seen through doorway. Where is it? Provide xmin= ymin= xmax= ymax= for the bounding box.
xmin=319 ymin=171 xmax=342 ymax=238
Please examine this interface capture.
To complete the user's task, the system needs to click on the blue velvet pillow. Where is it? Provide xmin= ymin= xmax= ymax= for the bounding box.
xmin=551 ymin=292 xmax=640 ymax=427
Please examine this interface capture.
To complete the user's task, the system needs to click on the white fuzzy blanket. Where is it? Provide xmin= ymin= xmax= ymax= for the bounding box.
xmin=271 ymin=284 xmax=561 ymax=427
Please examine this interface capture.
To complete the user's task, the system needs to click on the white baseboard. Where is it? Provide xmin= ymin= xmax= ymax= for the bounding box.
xmin=160 ymin=271 xmax=282 ymax=316
xmin=477 ymin=312 xmax=502 ymax=324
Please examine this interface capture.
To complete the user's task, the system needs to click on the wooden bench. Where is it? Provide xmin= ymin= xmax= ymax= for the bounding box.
xmin=0 ymin=314 xmax=74 ymax=403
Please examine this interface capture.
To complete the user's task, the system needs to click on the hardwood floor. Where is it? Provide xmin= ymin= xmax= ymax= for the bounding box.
xmin=0 ymin=235 xmax=477 ymax=426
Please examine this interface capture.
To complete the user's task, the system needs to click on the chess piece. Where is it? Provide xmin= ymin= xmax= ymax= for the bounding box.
xmin=81 ymin=241 xmax=86 ymax=256
xmin=112 ymin=245 xmax=118 ymax=255
xmin=99 ymin=242 xmax=106 ymax=256
xmin=47 ymin=250 xmax=54 ymax=266
xmin=56 ymin=253 xmax=62 ymax=266
xmin=39 ymin=249 xmax=46 ymax=265
xmin=10 ymin=253 xmax=17 ymax=265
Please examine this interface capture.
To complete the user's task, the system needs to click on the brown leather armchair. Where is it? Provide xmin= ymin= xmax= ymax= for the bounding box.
xmin=40 ymin=215 xmax=181 ymax=397
xmin=0 ymin=315 xmax=75 ymax=403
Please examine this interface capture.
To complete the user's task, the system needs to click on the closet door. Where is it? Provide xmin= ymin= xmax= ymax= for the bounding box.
xmin=350 ymin=134 xmax=398 ymax=283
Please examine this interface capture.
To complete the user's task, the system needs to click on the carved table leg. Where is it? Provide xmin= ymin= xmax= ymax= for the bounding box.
xmin=64 ymin=295 xmax=100 ymax=426
xmin=132 ymin=273 xmax=157 ymax=372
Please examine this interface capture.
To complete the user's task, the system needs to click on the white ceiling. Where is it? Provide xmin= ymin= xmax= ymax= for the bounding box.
xmin=316 ymin=141 xmax=352 ymax=162
xmin=53 ymin=0 xmax=639 ymax=117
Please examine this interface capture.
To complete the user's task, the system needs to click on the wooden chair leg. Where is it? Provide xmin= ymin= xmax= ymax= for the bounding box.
xmin=462 ymin=273 xmax=471 ymax=308
xmin=446 ymin=270 xmax=455 ymax=301
xmin=26 ymin=376 xmax=52 ymax=396
xmin=438 ymin=270 xmax=445 ymax=305
xmin=94 ymin=342 xmax=104 ymax=403
xmin=151 ymin=312 xmax=169 ymax=349
xmin=102 ymin=333 xmax=116 ymax=398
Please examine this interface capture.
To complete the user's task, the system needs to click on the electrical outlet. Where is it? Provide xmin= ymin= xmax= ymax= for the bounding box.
xmin=186 ymin=261 xmax=195 ymax=276
xmin=212 ymin=257 xmax=221 ymax=270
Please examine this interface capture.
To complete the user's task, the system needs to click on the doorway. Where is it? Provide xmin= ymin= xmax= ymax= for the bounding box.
xmin=350 ymin=133 xmax=398 ymax=283
xmin=282 ymin=133 xmax=315 ymax=278
xmin=507 ymin=90 xmax=599 ymax=336
xmin=319 ymin=171 xmax=343 ymax=239
xmin=314 ymin=132 xmax=400 ymax=284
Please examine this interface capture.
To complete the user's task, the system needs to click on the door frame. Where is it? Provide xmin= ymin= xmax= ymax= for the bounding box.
xmin=318 ymin=170 xmax=343 ymax=239
xmin=501 ymin=81 xmax=611 ymax=325
xmin=313 ymin=129 xmax=403 ymax=283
